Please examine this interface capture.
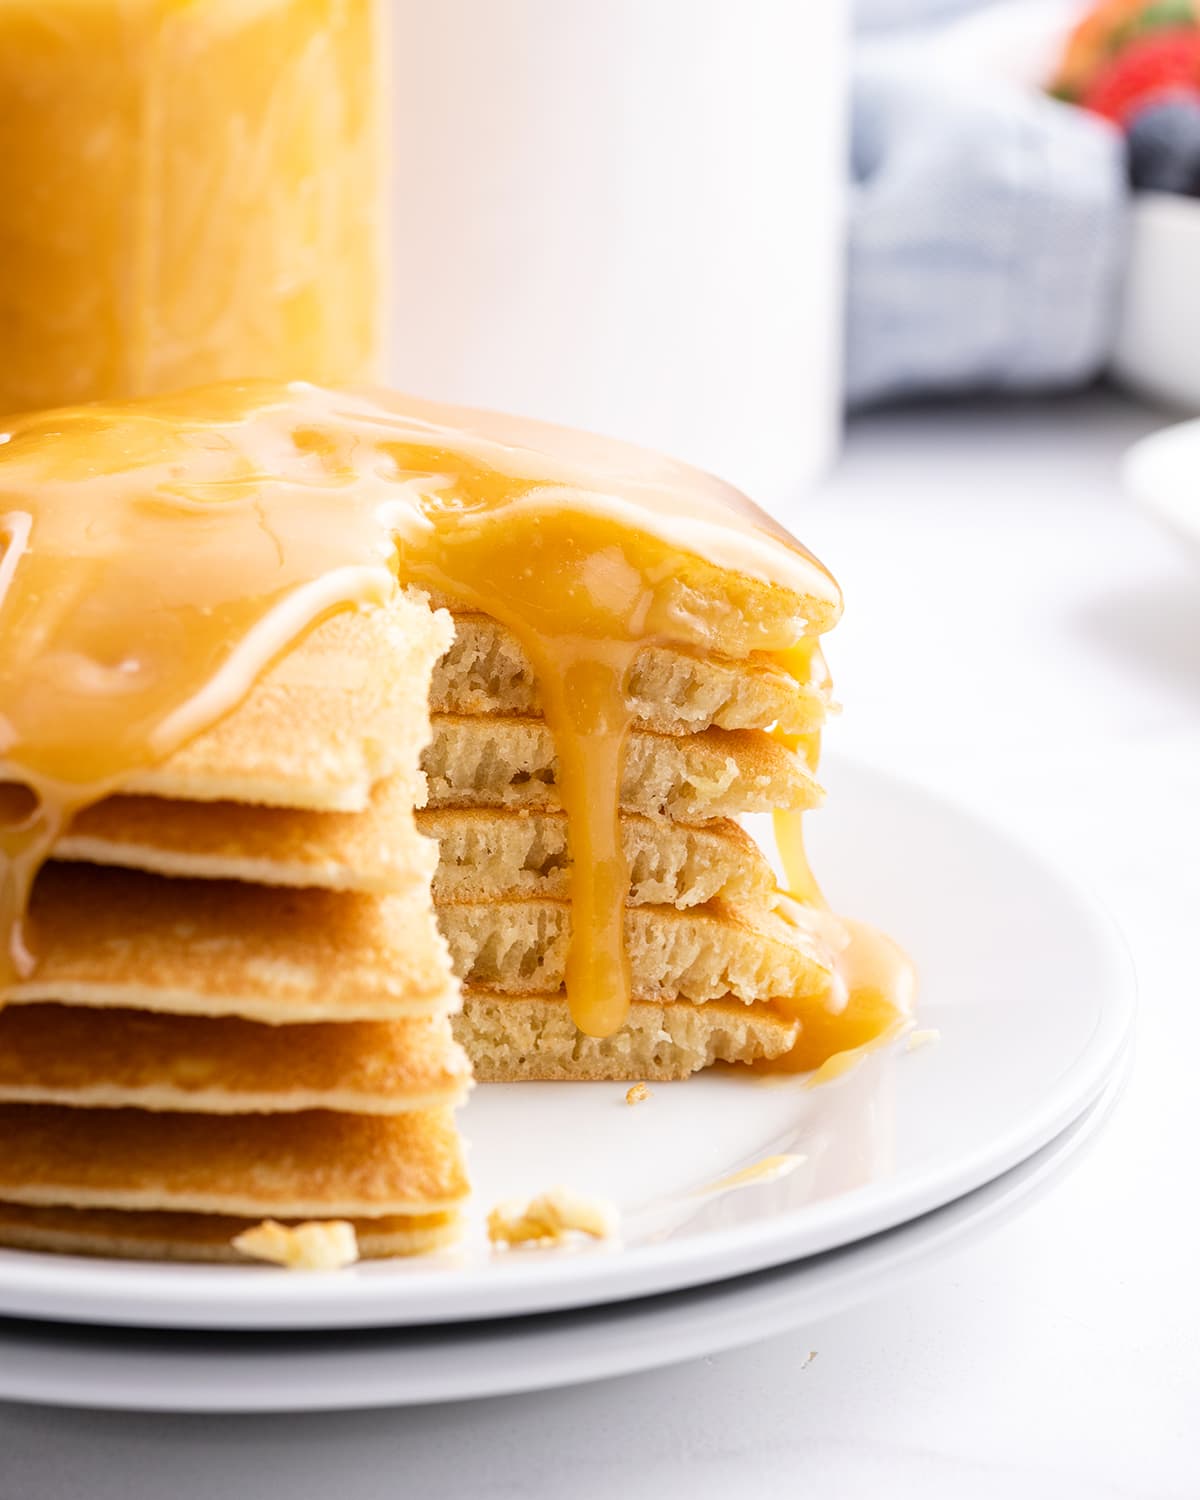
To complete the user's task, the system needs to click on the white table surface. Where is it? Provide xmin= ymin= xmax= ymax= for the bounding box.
xmin=2 ymin=391 xmax=1197 ymax=1499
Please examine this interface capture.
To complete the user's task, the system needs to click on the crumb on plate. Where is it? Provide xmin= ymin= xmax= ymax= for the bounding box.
xmin=625 ymin=1082 xmax=651 ymax=1106
xmin=231 ymin=1218 xmax=360 ymax=1271
xmin=487 ymin=1188 xmax=619 ymax=1250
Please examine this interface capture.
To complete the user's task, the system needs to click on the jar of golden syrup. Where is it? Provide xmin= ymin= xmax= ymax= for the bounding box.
xmin=0 ymin=0 xmax=381 ymax=411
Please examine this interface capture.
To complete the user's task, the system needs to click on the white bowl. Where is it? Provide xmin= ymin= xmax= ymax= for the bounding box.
xmin=1112 ymin=193 xmax=1200 ymax=411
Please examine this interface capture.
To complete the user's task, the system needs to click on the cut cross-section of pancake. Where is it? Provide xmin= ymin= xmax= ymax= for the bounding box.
xmin=433 ymin=612 xmax=830 ymax=736
xmin=438 ymin=899 xmax=831 ymax=1005
xmin=456 ymin=994 xmax=800 ymax=1082
xmin=423 ymin=717 xmax=821 ymax=820
xmin=424 ymin=809 xmax=774 ymax=909
xmin=0 ymin=1006 xmax=471 ymax=1115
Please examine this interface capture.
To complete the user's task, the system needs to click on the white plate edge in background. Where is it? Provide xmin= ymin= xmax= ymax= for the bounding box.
xmin=1124 ymin=418 xmax=1200 ymax=563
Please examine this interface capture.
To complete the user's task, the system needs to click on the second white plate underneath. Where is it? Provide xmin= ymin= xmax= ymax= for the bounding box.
xmin=0 ymin=758 xmax=1135 ymax=1331
xmin=0 ymin=1060 xmax=1128 ymax=1413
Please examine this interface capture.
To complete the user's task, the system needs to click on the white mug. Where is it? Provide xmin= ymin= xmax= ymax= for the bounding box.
xmin=384 ymin=0 xmax=847 ymax=504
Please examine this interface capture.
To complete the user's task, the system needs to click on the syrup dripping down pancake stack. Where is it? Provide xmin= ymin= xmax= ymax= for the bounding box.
xmin=0 ymin=382 xmax=910 ymax=1263
xmin=421 ymin=610 xmax=840 ymax=1078
xmin=371 ymin=393 xmax=873 ymax=1082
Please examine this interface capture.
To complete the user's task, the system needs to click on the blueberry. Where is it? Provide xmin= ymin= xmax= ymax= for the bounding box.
xmin=1126 ymin=94 xmax=1200 ymax=195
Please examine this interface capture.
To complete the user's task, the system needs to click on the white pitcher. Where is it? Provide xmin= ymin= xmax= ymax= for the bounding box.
xmin=385 ymin=0 xmax=848 ymax=503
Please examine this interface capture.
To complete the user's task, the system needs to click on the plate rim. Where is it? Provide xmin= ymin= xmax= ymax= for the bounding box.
xmin=0 ymin=1053 xmax=1131 ymax=1413
xmin=1124 ymin=417 xmax=1200 ymax=557
xmin=0 ymin=757 xmax=1138 ymax=1332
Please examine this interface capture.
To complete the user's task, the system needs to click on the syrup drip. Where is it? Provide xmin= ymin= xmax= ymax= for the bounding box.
xmin=767 ymin=640 xmax=917 ymax=1074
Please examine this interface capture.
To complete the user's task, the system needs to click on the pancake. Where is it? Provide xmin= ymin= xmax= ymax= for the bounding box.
xmin=438 ymin=899 xmax=831 ymax=1005
xmin=456 ymin=994 xmax=799 ymax=1081
xmin=54 ymin=775 xmax=432 ymax=894
xmin=0 ymin=1006 xmax=470 ymax=1114
xmin=0 ymin=1104 xmax=468 ymax=1218
xmin=423 ymin=717 xmax=821 ymax=820
xmin=0 ymin=1202 xmax=461 ymax=1262
xmin=432 ymin=612 xmax=829 ymax=736
xmin=122 ymin=593 xmax=452 ymax=811
xmin=5 ymin=864 xmax=457 ymax=1024
xmin=424 ymin=808 xmax=774 ymax=909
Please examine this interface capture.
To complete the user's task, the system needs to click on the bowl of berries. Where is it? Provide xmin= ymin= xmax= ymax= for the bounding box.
xmin=1053 ymin=0 xmax=1200 ymax=408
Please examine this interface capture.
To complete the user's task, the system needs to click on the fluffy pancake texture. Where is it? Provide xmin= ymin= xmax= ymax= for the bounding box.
xmin=416 ymin=580 xmax=835 ymax=1078
xmin=424 ymin=809 xmax=774 ymax=908
xmin=433 ymin=613 xmax=829 ymax=736
xmin=439 ymin=900 xmax=830 ymax=1005
xmin=455 ymin=994 xmax=799 ymax=1082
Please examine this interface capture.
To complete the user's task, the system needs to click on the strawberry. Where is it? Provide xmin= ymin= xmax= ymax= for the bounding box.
xmin=1053 ymin=0 xmax=1153 ymax=100
xmin=1053 ymin=0 xmax=1200 ymax=101
xmin=1081 ymin=27 xmax=1200 ymax=121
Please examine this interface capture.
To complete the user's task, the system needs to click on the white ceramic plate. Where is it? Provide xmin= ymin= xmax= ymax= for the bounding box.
xmin=0 ymin=759 xmax=1134 ymax=1332
xmin=0 ymin=1058 xmax=1129 ymax=1413
xmin=1124 ymin=418 xmax=1200 ymax=562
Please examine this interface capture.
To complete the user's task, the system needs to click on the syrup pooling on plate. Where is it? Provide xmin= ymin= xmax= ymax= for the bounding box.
xmin=0 ymin=380 xmax=892 ymax=1056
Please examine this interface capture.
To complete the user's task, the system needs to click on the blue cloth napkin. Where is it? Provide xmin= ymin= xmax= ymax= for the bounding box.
xmin=847 ymin=30 xmax=1129 ymax=407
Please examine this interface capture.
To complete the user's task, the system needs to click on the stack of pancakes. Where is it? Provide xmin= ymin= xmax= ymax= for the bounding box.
xmin=0 ymin=593 xmax=471 ymax=1262
xmin=420 ymin=602 xmax=837 ymax=1081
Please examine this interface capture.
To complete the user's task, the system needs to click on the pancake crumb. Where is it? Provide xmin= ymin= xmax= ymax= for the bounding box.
xmin=625 ymin=1082 xmax=650 ymax=1106
xmin=487 ymin=1188 xmax=618 ymax=1249
xmin=232 ymin=1218 xmax=360 ymax=1270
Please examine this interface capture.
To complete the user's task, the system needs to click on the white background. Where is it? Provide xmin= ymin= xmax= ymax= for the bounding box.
xmin=2 ymin=391 xmax=1197 ymax=1498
